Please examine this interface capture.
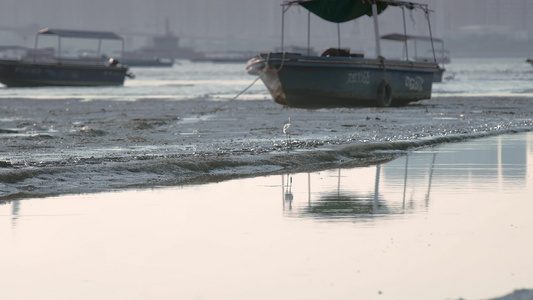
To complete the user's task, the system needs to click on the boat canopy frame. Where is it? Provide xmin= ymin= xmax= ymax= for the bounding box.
xmin=33 ymin=28 xmax=125 ymax=63
xmin=381 ymin=33 xmax=446 ymax=63
xmin=280 ymin=0 xmax=437 ymax=62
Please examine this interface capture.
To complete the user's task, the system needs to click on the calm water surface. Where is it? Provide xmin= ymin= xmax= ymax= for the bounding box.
xmin=1 ymin=132 xmax=532 ymax=300
xmin=2 ymin=56 xmax=533 ymax=101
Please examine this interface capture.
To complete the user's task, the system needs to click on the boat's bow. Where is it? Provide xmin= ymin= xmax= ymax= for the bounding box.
xmin=245 ymin=55 xmax=266 ymax=76
xmin=246 ymin=54 xmax=288 ymax=105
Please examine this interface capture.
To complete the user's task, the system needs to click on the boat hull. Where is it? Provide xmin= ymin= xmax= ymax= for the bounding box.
xmin=433 ymin=67 xmax=444 ymax=83
xmin=246 ymin=53 xmax=438 ymax=107
xmin=0 ymin=59 xmax=128 ymax=87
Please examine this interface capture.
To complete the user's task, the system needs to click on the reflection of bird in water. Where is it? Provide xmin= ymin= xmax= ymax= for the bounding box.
xmin=283 ymin=174 xmax=293 ymax=211
xmin=283 ymin=117 xmax=291 ymax=151
xmin=285 ymin=175 xmax=293 ymax=201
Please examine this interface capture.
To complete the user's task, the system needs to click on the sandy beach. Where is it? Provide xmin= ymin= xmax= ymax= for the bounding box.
xmin=1 ymin=96 xmax=533 ymax=199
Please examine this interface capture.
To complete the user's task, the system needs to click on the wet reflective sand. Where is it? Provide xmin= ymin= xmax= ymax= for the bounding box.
xmin=1 ymin=132 xmax=533 ymax=300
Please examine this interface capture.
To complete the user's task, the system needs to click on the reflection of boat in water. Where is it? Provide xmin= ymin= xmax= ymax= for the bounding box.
xmin=380 ymin=33 xmax=449 ymax=82
xmin=300 ymin=166 xmax=395 ymax=218
xmin=0 ymin=199 xmax=21 ymax=228
xmin=0 ymin=28 xmax=132 ymax=87
xmin=282 ymin=152 xmax=437 ymax=221
xmin=246 ymin=0 xmax=440 ymax=108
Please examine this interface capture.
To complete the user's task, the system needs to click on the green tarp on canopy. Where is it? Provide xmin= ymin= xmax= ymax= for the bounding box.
xmin=300 ymin=0 xmax=389 ymax=23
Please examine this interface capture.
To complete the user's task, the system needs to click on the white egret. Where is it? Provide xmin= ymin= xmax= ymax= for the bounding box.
xmin=283 ymin=117 xmax=291 ymax=151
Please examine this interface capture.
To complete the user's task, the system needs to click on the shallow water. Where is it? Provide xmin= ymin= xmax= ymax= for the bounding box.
xmin=1 ymin=57 xmax=533 ymax=101
xmin=0 ymin=60 xmax=270 ymax=102
xmin=1 ymin=132 xmax=532 ymax=300
xmin=433 ymin=57 xmax=533 ymax=97
xmin=1 ymin=57 xmax=533 ymax=299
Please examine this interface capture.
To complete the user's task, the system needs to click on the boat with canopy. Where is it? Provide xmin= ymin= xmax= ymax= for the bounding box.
xmin=246 ymin=0 xmax=441 ymax=107
xmin=0 ymin=28 xmax=132 ymax=87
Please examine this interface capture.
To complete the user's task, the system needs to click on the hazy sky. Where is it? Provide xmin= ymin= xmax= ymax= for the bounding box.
xmin=1 ymin=0 xmax=532 ymax=55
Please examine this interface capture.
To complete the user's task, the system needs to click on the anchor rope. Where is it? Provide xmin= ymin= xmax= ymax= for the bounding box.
xmin=265 ymin=51 xmax=287 ymax=73
xmin=277 ymin=52 xmax=287 ymax=72
xmin=212 ymin=72 xmax=262 ymax=113
xmin=230 ymin=76 xmax=261 ymax=101
xmin=225 ymin=51 xmax=287 ymax=106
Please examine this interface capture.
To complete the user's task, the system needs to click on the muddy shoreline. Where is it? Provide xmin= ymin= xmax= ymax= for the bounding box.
xmin=1 ymin=96 xmax=533 ymax=199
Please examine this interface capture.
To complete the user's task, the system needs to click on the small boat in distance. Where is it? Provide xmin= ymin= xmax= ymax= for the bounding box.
xmin=121 ymin=52 xmax=174 ymax=67
xmin=246 ymin=0 xmax=440 ymax=108
xmin=0 ymin=28 xmax=132 ymax=87
xmin=121 ymin=20 xmax=176 ymax=67
xmin=191 ymin=50 xmax=258 ymax=63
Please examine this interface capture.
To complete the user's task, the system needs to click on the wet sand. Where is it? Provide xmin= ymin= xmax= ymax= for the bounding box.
xmin=1 ymin=96 xmax=533 ymax=199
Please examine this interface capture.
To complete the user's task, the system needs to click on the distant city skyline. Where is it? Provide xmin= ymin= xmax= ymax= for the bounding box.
xmin=1 ymin=0 xmax=532 ymax=57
